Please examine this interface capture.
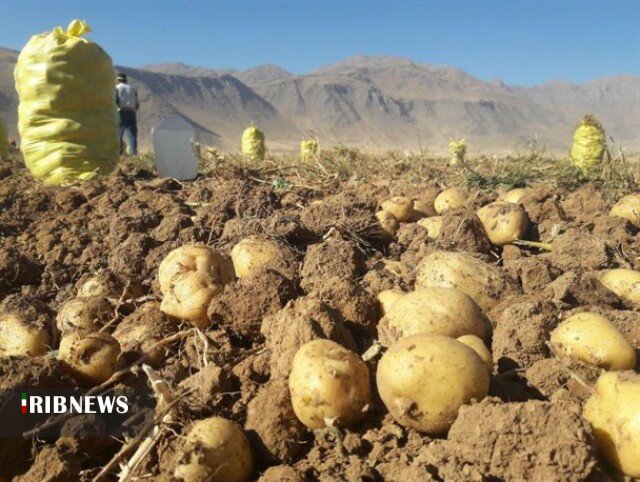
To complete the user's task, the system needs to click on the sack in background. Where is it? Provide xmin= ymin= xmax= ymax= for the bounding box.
xmin=570 ymin=115 xmax=606 ymax=175
xmin=241 ymin=124 xmax=265 ymax=161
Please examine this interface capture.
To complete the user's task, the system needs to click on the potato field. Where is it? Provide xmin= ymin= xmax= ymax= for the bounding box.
xmin=0 ymin=151 xmax=639 ymax=481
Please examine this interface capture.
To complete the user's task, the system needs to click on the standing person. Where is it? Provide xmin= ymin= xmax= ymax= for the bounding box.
xmin=115 ymin=73 xmax=140 ymax=156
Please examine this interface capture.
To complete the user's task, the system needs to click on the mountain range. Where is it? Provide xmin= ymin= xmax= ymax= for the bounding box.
xmin=1 ymin=48 xmax=638 ymax=154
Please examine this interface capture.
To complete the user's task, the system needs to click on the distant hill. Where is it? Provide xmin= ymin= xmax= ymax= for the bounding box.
xmin=1 ymin=49 xmax=638 ymax=154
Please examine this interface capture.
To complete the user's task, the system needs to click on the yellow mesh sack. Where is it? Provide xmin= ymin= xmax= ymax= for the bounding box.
xmin=14 ymin=19 xmax=119 ymax=185
xmin=300 ymin=139 xmax=319 ymax=160
xmin=0 ymin=117 xmax=8 ymax=159
xmin=570 ymin=115 xmax=606 ymax=175
xmin=241 ymin=124 xmax=265 ymax=161
xmin=449 ymin=138 xmax=466 ymax=166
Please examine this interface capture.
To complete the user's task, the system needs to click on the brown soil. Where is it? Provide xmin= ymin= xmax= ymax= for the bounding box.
xmin=0 ymin=155 xmax=638 ymax=481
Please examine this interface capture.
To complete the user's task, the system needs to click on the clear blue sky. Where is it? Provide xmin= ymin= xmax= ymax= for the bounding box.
xmin=1 ymin=0 xmax=638 ymax=86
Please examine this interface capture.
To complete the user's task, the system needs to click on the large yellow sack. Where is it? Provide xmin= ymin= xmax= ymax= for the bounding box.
xmin=14 ymin=20 xmax=119 ymax=185
xmin=570 ymin=115 xmax=606 ymax=175
xmin=241 ymin=124 xmax=265 ymax=161
xmin=0 ymin=117 xmax=8 ymax=160
xmin=300 ymin=139 xmax=319 ymax=160
xmin=449 ymin=138 xmax=466 ymax=166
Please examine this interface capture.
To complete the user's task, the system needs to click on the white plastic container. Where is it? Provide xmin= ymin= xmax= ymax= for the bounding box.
xmin=152 ymin=115 xmax=198 ymax=180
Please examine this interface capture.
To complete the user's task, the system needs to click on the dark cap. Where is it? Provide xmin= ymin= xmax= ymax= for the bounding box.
xmin=117 ymin=73 xmax=127 ymax=82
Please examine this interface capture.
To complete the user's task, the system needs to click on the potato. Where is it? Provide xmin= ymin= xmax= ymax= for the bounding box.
xmin=380 ymin=288 xmax=491 ymax=344
xmin=375 ymin=210 xmax=399 ymax=236
xmin=231 ymin=236 xmax=293 ymax=279
xmin=289 ymin=339 xmax=371 ymax=429
xmin=600 ymin=268 xmax=640 ymax=303
xmin=413 ymin=199 xmax=437 ymax=218
xmin=380 ymin=197 xmax=414 ymax=222
xmin=417 ymin=216 xmax=442 ymax=238
xmin=55 ymin=297 xmax=112 ymax=335
xmin=112 ymin=302 xmax=175 ymax=366
xmin=377 ymin=289 xmax=405 ymax=316
xmin=0 ymin=312 xmax=52 ymax=357
xmin=377 ymin=334 xmax=489 ymax=434
xmin=415 ymin=251 xmax=508 ymax=311
xmin=584 ymin=371 xmax=640 ymax=477
xmin=434 ymin=187 xmax=467 ymax=214
xmin=76 ymin=271 xmax=123 ymax=299
xmin=476 ymin=201 xmax=529 ymax=246
xmin=57 ymin=332 xmax=121 ymax=385
xmin=174 ymin=416 xmax=253 ymax=482
xmin=550 ymin=312 xmax=635 ymax=370
xmin=159 ymin=245 xmax=230 ymax=328
xmin=498 ymin=188 xmax=527 ymax=204
xmin=457 ymin=335 xmax=493 ymax=370
xmin=609 ymin=194 xmax=640 ymax=226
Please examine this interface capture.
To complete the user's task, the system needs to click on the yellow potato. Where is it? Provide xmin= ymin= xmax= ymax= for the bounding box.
xmin=434 ymin=187 xmax=467 ymax=214
xmin=174 ymin=417 xmax=253 ymax=482
xmin=375 ymin=210 xmax=399 ymax=236
xmin=289 ymin=339 xmax=371 ymax=429
xmin=609 ymin=194 xmax=640 ymax=226
xmin=476 ymin=201 xmax=529 ymax=246
xmin=416 ymin=216 xmax=443 ymax=238
xmin=159 ymin=244 xmax=229 ymax=327
xmin=57 ymin=332 xmax=121 ymax=385
xmin=377 ymin=334 xmax=489 ymax=434
xmin=380 ymin=288 xmax=491 ymax=344
xmin=381 ymin=197 xmax=415 ymax=222
xmin=231 ymin=236 xmax=291 ymax=279
xmin=457 ymin=335 xmax=493 ymax=370
xmin=55 ymin=297 xmax=112 ymax=335
xmin=415 ymin=251 xmax=508 ymax=311
xmin=0 ymin=313 xmax=52 ymax=357
xmin=600 ymin=268 xmax=640 ymax=303
xmin=498 ymin=188 xmax=527 ymax=204
xmin=584 ymin=371 xmax=640 ymax=478
xmin=413 ymin=199 xmax=437 ymax=218
xmin=550 ymin=312 xmax=636 ymax=370
xmin=377 ymin=289 xmax=405 ymax=316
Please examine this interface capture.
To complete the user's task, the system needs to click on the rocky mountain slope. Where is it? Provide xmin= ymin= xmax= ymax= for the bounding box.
xmin=1 ymin=48 xmax=638 ymax=154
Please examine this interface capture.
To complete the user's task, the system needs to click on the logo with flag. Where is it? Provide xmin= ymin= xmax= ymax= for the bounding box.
xmin=21 ymin=392 xmax=27 ymax=414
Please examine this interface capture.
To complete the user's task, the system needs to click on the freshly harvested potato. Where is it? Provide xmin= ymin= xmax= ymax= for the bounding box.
xmin=289 ymin=339 xmax=371 ymax=429
xmin=601 ymin=268 xmax=640 ymax=303
xmin=0 ymin=296 xmax=54 ymax=357
xmin=498 ymin=188 xmax=527 ymax=204
xmin=58 ymin=332 xmax=121 ymax=385
xmin=413 ymin=199 xmax=437 ymax=218
xmin=112 ymin=302 xmax=176 ymax=366
xmin=174 ymin=416 xmax=253 ymax=482
xmin=434 ymin=187 xmax=467 ymax=214
xmin=584 ymin=371 xmax=640 ymax=477
xmin=457 ymin=335 xmax=492 ymax=370
xmin=377 ymin=289 xmax=405 ymax=315
xmin=377 ymin=334 xmax=489 ymax=434
xmin=55 ymin=297 xmax=112 ymax=335
xmin=609 ymin=194 xmax=640 ymax=226
xmin=476 ymin=201 xmax=529 ymax=246
xmin=380 ymin=288 xmax=491 ymax=344
xmin=415 ymin=251 xmax=508 ymax=311
xmin=0 ymin=312 xmax=52 ymax=357
xmin=381 ymin=197 xmax=414 ymax=222
xmin=550 ymin=312 xmax=636 ymax=370
xmin=76 ymin=271 xmax=123 ymax=299
xmin=231 ymin=236 xmax=292 ymax=279
xmin=417 ymin=216 xmax=443 ymax=238
xmin=375 ymin=210 xmax=399 ymax=236
xmin=159 ymin=245 xmax=230 ymax=328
